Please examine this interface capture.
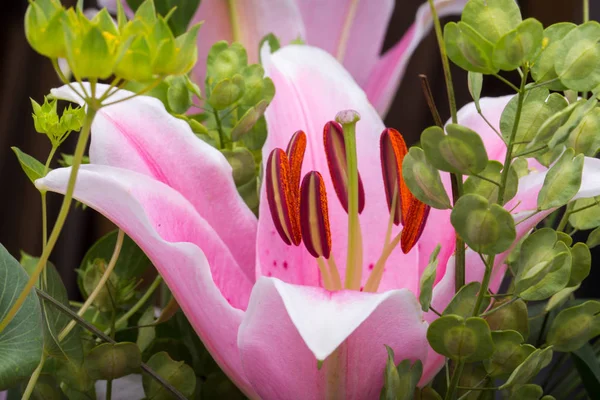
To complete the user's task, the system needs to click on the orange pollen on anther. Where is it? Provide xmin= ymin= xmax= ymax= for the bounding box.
xmin=401 ymin=199 xmax=431 ymax=254
xmin=265 ymin=148 xmax=302 ymax=246
xmin=380 ymin=128 xmax=414 ymax=226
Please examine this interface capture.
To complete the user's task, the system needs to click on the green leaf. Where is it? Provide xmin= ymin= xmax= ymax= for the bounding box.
xmin=531 ymin=23 xmax=577 ymax=90
xmin=568 ymin=242 xmax=591 ymax=287
xmin=537 ymin=148 xmax=584 ymax=210
xmin=451 ymin=193 xmax=516 ymax=255
xmin=485 ymin=298 xmax=530 ymax=339
xmin=566 ymin=105 xmax=600 ymax=156
xmin=20 ymin=254 xmax=83 ymax=365
xmin=79 ymin=230 xmax=151 ymax=289
xmin=462 ymin=0 xmax=522 ymax=44
xmin=569 ymin=197 xmax=600 ymax=230
xmin=500 ymin=88 xmax=569 ymax=155
xmin=421 ymin=124 xmax=488 ymax=175
xmin=0 ymin=244 xmax=43 ymax=389
xmin=467 ymin=72 xmax=483 ymax=111
xmin=208 ymin=75 xmax=246 ymax=110
xmin=427 ymin=315 xmax=495 ymax=362
xmin=86 ymin=342 xmax=141 ymax=380
xmin=166 ymin=76 xmax=193 ymax=114
xmin=443 ymin=282 xmax=489 ymax=318
xmin=571 ymin=344 xmax=600 ymax=399
xmin=206 ymin=42 xmax=248 ymax=85
xmin=380 ymin=346 xmax=423 ymax=400
xmin=230 ymin=100 xmax=269 ymax=141
xmin=548 ymin=97 xmax=598 ymax=149
xmin=444 ymin=21 xmax=497 ymax=74
xmin=545 ymin=284 xmax=579 ymax=312
xmin=500 ymin=346 xmax=553 ymax=389
xmin=143 ymin=351 xmax=196 ymax=400
xmin=509 ymin=384 xmax=544 ymax=400
xmin=493 ymin=18 xmax=544 ymax=71
xmin=484 ymin=330 xmax=535 ymax=377
xmin=419 ymin=245 xmax=440 ymax=312
xmin=514 ymin=229 xmax=571 ymax=301
xmin=222 ymin=148 xmax=257 ymax=187
xmin=555 ymin=21 xmax=600 ymax=91
xmin=586 ymin=226 xmax=600 ymax=248
xmin=136 ymin=306 xmax=156 ymax=352
xmin=402 ymin=147 xmax=452 ymax=210
xmin=529 ymin=101 xmax=581 ymax=151
xmin=546 ymin=301 xmax=600 ymax=352
xmin=11 ymin=147 xmax=47 ymax=184
xmin=463 ymin=160 xmax=518 ymax=205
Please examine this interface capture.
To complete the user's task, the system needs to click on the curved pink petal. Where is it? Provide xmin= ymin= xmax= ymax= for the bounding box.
xmin=51 ymin=84 xmax=258 ymax=282
xmin=36 ymin=165 xmax=257 ymax=398
xmin=97 ymin=0 xmax=132 ymax=15
xmin=191 ymin=0 xmax=305 ymax=83
xmin=295 ymin=0 xmax=394 ymax=87
xmin=260 ymin=44 xmax=423 ymax=293
xmin=238 ymin=277 xmax=429 ymax=398
xmin=364 ymin=0 xmax=468 ymax=115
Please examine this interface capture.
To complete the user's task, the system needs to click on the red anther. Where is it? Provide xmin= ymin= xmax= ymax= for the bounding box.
xmin=401 ymin=200 xmax=431 ymax=254
xmin=300 ymin=171 xmax=332 ymax=259
xmin=265 ymin=148 xmax=302 ymax=246
xmin=380 ymin=128 xmax=413 ymax=226
xmin=323 ymin=121 xmax=365 ymax=214
xmin=286 ymin=130 xmax=307 ymax=197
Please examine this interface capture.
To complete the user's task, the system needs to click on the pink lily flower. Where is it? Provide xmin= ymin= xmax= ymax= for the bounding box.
xmin=37 ymin=45 xmax=600 ymax=398
xmin=98 ymin=0 xmax=466 ymax=116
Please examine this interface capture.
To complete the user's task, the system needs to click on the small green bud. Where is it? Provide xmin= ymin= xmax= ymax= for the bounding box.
xmin=24 ymin=0 xmax=66 ymax=58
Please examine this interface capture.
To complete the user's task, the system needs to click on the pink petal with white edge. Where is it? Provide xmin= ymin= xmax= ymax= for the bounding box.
xmin=191 ymin=0 xmax=305 ymax=83
xmin=238 ymin=277 xmax=429 ymax=399
xmin=51 ymin=84 xmax=258 ymax=282
xmin=260 ymin=44 xmax=424 ymax=293
xmin=364 ymin=0 xmax=468 ymax=116
xmin=295 ymin=0 xmax=394 ymax=87
xmin=36 ymin=165 xmax=257 ymax=398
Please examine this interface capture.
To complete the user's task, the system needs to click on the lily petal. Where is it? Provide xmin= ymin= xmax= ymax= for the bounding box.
xmin=295 ymin=0 xmax=394 ymax=87
xmin=51 ymin=84 xmax=258 ymax=281
xmin=260 ymin=44 xmax=422 ymax=293
xmin=36 ymin=165 xmax=257 ymax=397
xmin=191 ymin=0 xmax=305 ymax=83
xmin=238 ymin=277 xmax=429 ymax=399
xmin=364 ymin=0 xmax=467 ymax=115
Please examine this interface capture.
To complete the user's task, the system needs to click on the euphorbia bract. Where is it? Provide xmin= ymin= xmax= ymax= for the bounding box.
xmin=37 ymin=44 xmax=600 ymax=398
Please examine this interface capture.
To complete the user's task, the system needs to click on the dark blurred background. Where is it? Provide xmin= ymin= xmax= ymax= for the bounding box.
xmin=0 ymin=0 xmax=595 ymax=298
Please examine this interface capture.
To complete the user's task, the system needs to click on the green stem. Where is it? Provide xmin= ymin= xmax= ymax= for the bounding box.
xmin=428 ymin=0 xmax=457 ymax=123
xmin=35 ymin=288 xmax=187 ymax=400
xmin=479 ymin=296 xmax=519 ymax=317
xmin=493 ymin=74 xmax=520 ymax=92
xmin=452 ymin=175 xmax=466 ymax=292
xmin=0 ymin=106 xmax=97 ymax=334
xmin=227 ymin=0 xmax=242 ymax=42
xmin=445 ymin=361 xmax=465 ymax=400
xmin=59 ymin=230 xmax=125 ymax=342
xmin=556 ymin=203 xmax=575 ymax=232
xmin=584 ymin=0 xmax=590 ymax=23
xmin=106 ymin=379 xmax=113 ymax=400
xmin=214 ymin=109 xmax=227 ymax=149
xmin=109 ymin=274 xmax=163 ymax=334
xmin=471 ymin=74 xmax=528 ymax=312
xmin=21 ymin=353 xmax=46 ymax=400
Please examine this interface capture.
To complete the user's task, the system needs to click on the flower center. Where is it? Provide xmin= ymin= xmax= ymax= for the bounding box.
xmin=265 ymin=110 xmax=430 ymax=292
